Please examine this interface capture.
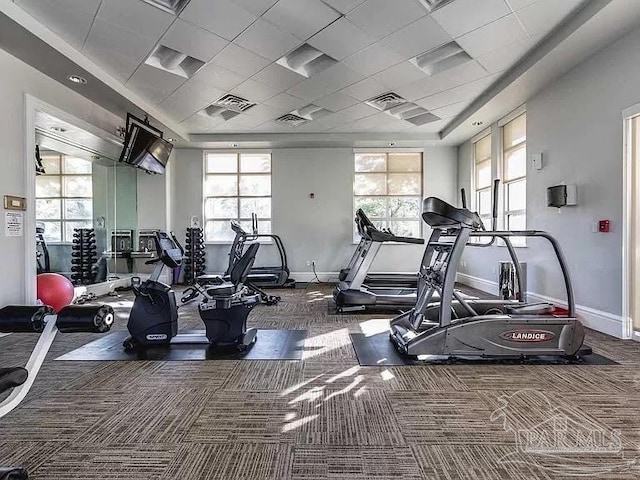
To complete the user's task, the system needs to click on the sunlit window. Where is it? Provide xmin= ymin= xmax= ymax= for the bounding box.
xmin=353 ymin=152 xmax=423 ymax=240
xmin=203 ymin=152 xmax=272 ymax=242
xmin=503 ymin=113 xmax=526 ymax=246
xmin=35 ymin=154 xmax=93 ymax=242
xmin=473 ymin=134 xmax=492 ymax=230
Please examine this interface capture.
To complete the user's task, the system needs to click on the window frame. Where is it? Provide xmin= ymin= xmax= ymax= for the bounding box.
xmin=35 ymin=154 xmax=93 ymax=244
xmin=501 ymin=113 xmax=527 ymax=243
xmin=352 ymin=150 xmax=424 ymax=243
xmin=473 ymin=133 xmax=493 ymax=230
xmin=202 ymin=151 xmax=273 ymax=244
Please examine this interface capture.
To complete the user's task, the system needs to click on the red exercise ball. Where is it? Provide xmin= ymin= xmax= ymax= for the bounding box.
xmin=37 ymin=273 xmax=75 ymax=312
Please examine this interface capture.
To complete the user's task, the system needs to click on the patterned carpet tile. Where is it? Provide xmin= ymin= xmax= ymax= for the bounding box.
xmin=160 ymin=443 xmax=294 ymax=480
xmin=388 ymin=391 xmax=513 ymax=445
xmin=293 ymin=388 xmax=405 ymax=446
xmin=185 ymin=391 xmax=299 ymax=444
xmin=0 ymin=442 xmax=65 ymax=474
xmin=32 ymin=443 xmax=178 ymax=480
xmin=291 ymin=446 xmax=424 ymax=480
xmin=76 ymin=388 xmax=212 ymax=444
xmin=222 ymin=360 xmax=304 ymax=391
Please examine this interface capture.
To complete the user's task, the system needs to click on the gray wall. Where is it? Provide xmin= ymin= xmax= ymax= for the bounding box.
xmin=457 ymin=25 xmax=640 ymax=333
xmin=171 ymin=146 xmax=457 ymax=278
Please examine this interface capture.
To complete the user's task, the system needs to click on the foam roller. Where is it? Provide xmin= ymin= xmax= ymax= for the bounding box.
xmin=0 ymin=305 xmax=54 ymax=333
xmin=56 ymin=305 xmax=114 ymax=333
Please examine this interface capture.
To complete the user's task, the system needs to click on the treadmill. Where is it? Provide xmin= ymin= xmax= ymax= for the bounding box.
xmin=333 ymin=209 xmax=424 ymax=312
xmin=339 ymin=210 xmax=418 ymax=288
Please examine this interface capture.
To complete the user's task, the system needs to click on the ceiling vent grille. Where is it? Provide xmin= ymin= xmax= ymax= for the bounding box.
xmin=411 ymin=41 xmax=472 ymax=76
xmin=202 ymin=95 xmax=256 ymax=122
xmin=365 ymin=92 xmax=408 ymax=112
xmin=145 ymin=45 xmax=205 ymax=79
xmin=295 ymin=104 xmax=331 ymax=121
xmin=277 ymin=44 xmax=338 ymax=78
xmin=141 ymin=0 xmax=192 ymax=15
xmin=416 ymin=0 xmax=455 ymax=13
xmin=365 ymin=93 xmax=440 ymax=126
xmin=275 ymin=114 xmax=309 ymax=127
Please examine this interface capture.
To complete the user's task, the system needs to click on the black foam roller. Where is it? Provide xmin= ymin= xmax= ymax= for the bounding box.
xmin=56 ymin=305 xmax=114 ymax=333
xmin=0 ymin=466 xmax=29 ymax=479
xmin=0 ymin=305 xmax=54 ymax=333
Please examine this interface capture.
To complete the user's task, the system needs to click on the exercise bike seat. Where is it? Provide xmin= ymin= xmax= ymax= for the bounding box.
xmin=504 ymin=302 xmax=554 ymax=315
xmin=0 ymin=367 xmax=28 ymax=394
xmin=196 ymin=275 xmax=225 ymax=286
xmin=205 ymin=282 xmax=236 ymax=297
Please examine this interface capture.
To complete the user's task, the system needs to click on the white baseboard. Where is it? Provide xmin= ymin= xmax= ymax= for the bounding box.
xmin=633 ymin=331 xmax=640 ymax=342
xmin=291 ymin=271 xmax=339 ymax=283
xmin=456 ymin=273 xmax=626 ymax=339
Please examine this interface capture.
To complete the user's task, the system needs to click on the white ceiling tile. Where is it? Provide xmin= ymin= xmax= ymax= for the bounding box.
xmin=181 ymin=113 xmax=225 ymax=133
xmin=307 ymin=18 xmax=375 ymax=61
xmin=339 ymin=77 xmax=387 ymax=101
xmin=337 ymin=103 xmax=379 ymax=121
xmin=314 ymin=92 xmax=360 ymax=112
xmin=505 ymin=0 xmax=539 ymax=11
xmin=160 ymin=19 xmax=228 ymax=63
xmin=381 ymin=16 xmax=451 ymax=59
xmin=346 ymin=112 xmax=396 ymax=131
xmin=180 ymin=0 xmax=258 ymax=41
xmin=431 ymin=0 xmax=511 ymax=38
xmin=342 ymin=42 xmax=405 ymax=76
xmin=414 ymin=75 xmax=496 ymax=110
xmin=263 ymin=0 xmax=341 ymax=40
xmin=232 ymin=0 xmax=279 ymax=16
xmin=373 ymin=62 xmax=427 ymax=89
xmin=431 ymin=101 xmax=468 ymax=119
xmin=244 ymin=103 xmax=282 ymax=122
xmin=235 ymin=19 xmax=301 ymax=61
xmin=347 ymin=0 xmax=426 ymax=39
xmin=97 ymin=0 xmax=174 ymax=39
xmin=321 ymin=0 xmax=367 ymax=14
xmin=16 ymin=0 xmax=100 ymax=49
xmin=210 ymin=43 xmax=271 ymax=77
xmin=232 ymin=79 xmax=280 ymax=102
xmin=456 ymin=14 xmax=529 ymax=58
xmin=476 ymin=37 xmax=533 ymax=73
xmin=286 ymin=64 xmax=364 ymax=101
xmin=395 ymin=60 xmax=488 ymax=100
xmin=126 ymin=64 xmax=185 ymax=103
xmin=263 ymin=92 xmax=308 ymax=111
xmin=368 ymin=119 xmax=415 ymax=132
xmin=251 ymin=63 xmax=305 ymax=91
xmin=516 ymin=0 xmax=584 ymax=38
xmin=192 ymin=63 xmax=246 ymax=91
xmin=160 ymin=79 xmax=225 ymax=121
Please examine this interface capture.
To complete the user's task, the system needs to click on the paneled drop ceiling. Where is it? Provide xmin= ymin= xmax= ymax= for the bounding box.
xmin=12 ymin=0 xmax=585 ymax=136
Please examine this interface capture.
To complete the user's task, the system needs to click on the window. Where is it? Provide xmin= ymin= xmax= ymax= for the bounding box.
xmin=35 ymin=154 xmax=93 ymax=242
xmin=473 ymin=134 xmax=492 ymax=229
xmin=204 ymin=152 xmax=272 ymax=242
xmin=502 ymin=113 xmax=526 ymax=245
xmin=353 ymin=152 xmax=423 ymax=240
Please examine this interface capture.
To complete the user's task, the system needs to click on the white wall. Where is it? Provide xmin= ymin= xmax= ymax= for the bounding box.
xmin=457 ymin=25 xmax=640 ymax=337
xmin=137 ymin=168 xmax=167 ymax=231
xmin=171 ymin=146 xmax=457 ymax=280
xmin=0 ymin=48 xmax=121 ymax=304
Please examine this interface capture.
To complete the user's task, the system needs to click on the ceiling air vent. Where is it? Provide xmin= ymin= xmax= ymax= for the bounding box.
xmin=145 ymin=45 xmax=205 ymax=79
xmin=275 ymin=114 xmax=309 ymax=127
xmin=141 ymin=0 xmax=192 ymax=15
xmin=416 ymin=0 xmax=455 ymax=12
xmin=295 ymin=104 xmax=331 ymax=121
xmin=411 ymin=41 xmax=472 ymax=76
xmin=277 ymin=44 xmax=338 ymax=78
xmin=202 ymin=95 xmax=256 ymax=122
xmin=365 ymin=93 xmax=440 ymax=126
xmin=365 ymin=92 xmax=408 ymax=112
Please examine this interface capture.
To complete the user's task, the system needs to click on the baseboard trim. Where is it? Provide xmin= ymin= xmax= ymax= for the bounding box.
xmin=291 ymin=271 xmax=339 ymax=283
xmin=456 ymin=273 xmax=626 ymax=339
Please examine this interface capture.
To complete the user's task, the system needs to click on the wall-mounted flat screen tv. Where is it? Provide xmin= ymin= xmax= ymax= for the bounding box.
xmin=119 ymin=114 xmax=173 ymax=175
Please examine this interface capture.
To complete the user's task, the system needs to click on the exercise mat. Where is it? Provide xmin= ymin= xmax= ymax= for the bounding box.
xmin=350 ymin=332 xmax=617 ymax=366
xmin=56 ymin=329 xmax=307 ymax=361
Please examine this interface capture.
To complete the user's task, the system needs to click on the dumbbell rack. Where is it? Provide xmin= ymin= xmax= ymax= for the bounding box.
xmin=71 ymin=228 xmax=97 ymax=285
xmin=183 ymin=227 xmax=206 ymax=285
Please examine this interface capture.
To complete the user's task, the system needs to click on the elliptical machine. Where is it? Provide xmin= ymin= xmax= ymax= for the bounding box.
xmin=123 ymin=231 xmax=261 ymax=352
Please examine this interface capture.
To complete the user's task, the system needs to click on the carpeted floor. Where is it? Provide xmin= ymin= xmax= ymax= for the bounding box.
xmin=1 ymin=284 xmax=640 ymax=479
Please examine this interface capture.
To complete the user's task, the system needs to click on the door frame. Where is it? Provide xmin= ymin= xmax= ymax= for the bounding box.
xmin=622 ymin=102 xmax=640 ymax=341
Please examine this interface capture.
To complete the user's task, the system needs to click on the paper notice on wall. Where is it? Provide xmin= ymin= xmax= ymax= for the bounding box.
xmin=5 ymin=211 xmax=23 ymax=237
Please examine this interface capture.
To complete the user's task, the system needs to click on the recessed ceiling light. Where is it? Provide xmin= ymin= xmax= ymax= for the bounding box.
xmin=472 ymin=121 xmax=483 ymax=126
xmin=277 ymin=44 xmax=338 ymax=78
xmin=50 ymin=126 xmax=67 ymax=133
xmin=166 ymin=138 xmax=176 ymax=142
xmin=67 ymin=75 xmax=87 ymax=84
xmin=389 ymin=142 xmax=395 ymax=147
xmin=231 ymin=143 xmax=238 ymax=147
